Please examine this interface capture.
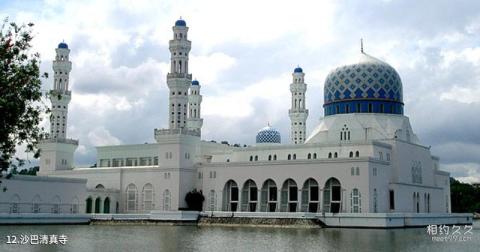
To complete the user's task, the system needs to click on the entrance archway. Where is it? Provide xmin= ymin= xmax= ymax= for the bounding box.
xmin=94 ymin=197 xmax=101 ymax=213
xmin=86 ymin=197 xmax=93 ymax=213
xmin=260 ymin=179 xmax=277 ymax=212
xmin=281 ymin=179 xmax=298 ymax=212
xmin=222 ymin=180 xmax=239 ymax=211
xmin=241 ymin=179 xmax=258 ymax=212
xmin=301 ymin=178 xmax=319 ymax=212
xmin=323 ymin=178 xmax=342 ymax=213
xmin=103 ymin=197 xmax=110 ymax=213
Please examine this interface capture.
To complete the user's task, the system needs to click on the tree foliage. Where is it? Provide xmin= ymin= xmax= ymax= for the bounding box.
xmin=185 ymin=189 xmax=205 ymax=211
xmin=0 ymin=18 xmax=47 ymax=174
xmin=450 ymin=177 xmax=480 ymax=213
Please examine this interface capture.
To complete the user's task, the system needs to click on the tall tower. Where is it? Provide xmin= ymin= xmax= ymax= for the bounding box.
xmin=167 ymin=18 xmax=192 ymax=130
xmin=289 ymin=66 xmax=309 ymax=144
xmin=187 ymin=80 xmax=203 ymax=135
xmin=39 ymin=42 xmax=78 ymax=174
xmin=50 ymin=42 xmax=72 ymax=139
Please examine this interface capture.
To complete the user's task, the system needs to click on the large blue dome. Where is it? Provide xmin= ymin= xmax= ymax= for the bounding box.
xmin=294 ymin=66 xmax=303 ymax=73
xmin=256 ymin=125 xmax=281 ymax=144
xmin=58 ymin=42 xmax=68 ymax=49
xmin=323 ymin=52 xmax=403 ymax=116
xmin=175 ymin=19 xmax=186 ymax=27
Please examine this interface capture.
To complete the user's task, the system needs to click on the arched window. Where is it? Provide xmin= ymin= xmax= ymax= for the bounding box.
xmin=94 ymin=197 xmax=101 ymax=213
xmin=32 ymin=195 xmax=41 ymax=213
xmin=349 ymin=151 xmax=353 ymax=158
xmin=254 ymin=155 xmax=258 ymax=161
xmin=261 ymin=179 xmax=278 ymax=212
xmin=273 ymin=154 xmax=277 ymax=160
xmin=223 ymin=180 xmax=239 ymax=211
xmin=143 ymin=184 xmax=154 ymax=211
xmin=241 ymin=180 xmax=258 ymax=212
xmin=126 ymin=184 xmax=137 ymax=212
xmin=313 ymin=153 xmax=317 ymax=159
xmin=10 ymin=194 xmax=20 ymax=214
xmin=355 ymin=151 xmax=359 ymax=157
xmin=373 ymin=189 xmax=378 ymax=213
xmin=351 ymin=167 xmax=355 ymax=176
xmin=85 ymin=197 xmax=93 ymax=213
xmin=334 ymin=152 xmax=338 ymax=158
xmin=52 ymin=196 xmax=61 ymax=214
xmin=163 ymin=190 xmax=171 ymax=211
xmin=72 ymin=197 xmax=79 ymax=214
xmin=103 ymin=197 xmax=110 ymax=214
xmin=293 ymin=154 xmax=296 ymax=160
xmin=268 ymin=155 xmax=272 ymax=161
xmin=288 ymin=154 xmax=291 ymax=160
xmin=307 ymin=153 xmax=311 ymax=159
xmin=356 ymin=167 xmax=360 ymax=175
xmin=208 ymin=190 xmax=216 ymax=211
xmin=351 ymin=188 xmax=361 ymax=213
xmin=328 ymin=152 xmax=332 ymax=159
xmin=281 ymin=179 xmax=298 ymax=212
xmin=301 ymin=178 xmax=319 ymax=212
xmin=323 ymin=178 xmax=342 ymax=213
xmin=250 ymin=156 xmax=253 ymax=162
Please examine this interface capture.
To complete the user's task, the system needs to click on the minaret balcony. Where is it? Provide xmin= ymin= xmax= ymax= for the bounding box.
xmin=40 ymin=137 xmax=78 ymax=145
xmin=167 ymin=73 xmax=192 ymax=80
xmin=154 ymin=128 xmax=200 ymax=137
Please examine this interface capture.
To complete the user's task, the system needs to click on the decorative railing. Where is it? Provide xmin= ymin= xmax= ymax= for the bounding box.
xmin=154 ymin=128 xmax=200 ymax=137
xmin=40 ymin=137 xmax=79 ymax=145
xmin=167 ymin=73 xmax=192 ymax=79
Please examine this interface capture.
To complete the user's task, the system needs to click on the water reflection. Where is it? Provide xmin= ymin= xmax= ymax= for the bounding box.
xmin=0 ymin=221 xmax=477 ymax=252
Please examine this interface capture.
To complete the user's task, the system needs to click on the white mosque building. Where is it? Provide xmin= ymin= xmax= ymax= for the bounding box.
xmin=29 ymin=19 xmax=452 ymax=215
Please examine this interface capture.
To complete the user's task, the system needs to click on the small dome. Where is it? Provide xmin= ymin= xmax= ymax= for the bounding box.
xmin=58 ymin=42 xmax=68 ymax=49
xmin=175 ymin=19 xmax=186 ymax=27
xmin=294 ymin=66 xmax=303 ymax=73
xmin=192 ymin=80 xmax=199 ymax=85
xmin=256 ymin=125 xmax=281 ymax=144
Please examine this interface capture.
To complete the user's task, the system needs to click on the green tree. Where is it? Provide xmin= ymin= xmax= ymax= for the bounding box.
xmin=185 ymin=189 xmax=205 ymax=211
xmin=0 ymin=18 xmax=47 ymax=182
xmin=450 ymin=177 xmax=480 ymax=213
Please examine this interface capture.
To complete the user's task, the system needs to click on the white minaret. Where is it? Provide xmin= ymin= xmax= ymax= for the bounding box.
xmin=50 ymin=42 xmax=72 ymax=139
xmin=167 ymin=18 xmax=192 ymax=130
xmin=39 ymin=42 xmax=78 ymax=174
xmin=187 ymin=80 xmax=203 ymax=135
xmin=289 ymin=66 xmax=309 ymax=144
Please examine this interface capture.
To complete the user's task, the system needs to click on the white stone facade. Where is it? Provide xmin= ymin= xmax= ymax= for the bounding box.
xmin=37 ymin=19 xmax=451 ymax=216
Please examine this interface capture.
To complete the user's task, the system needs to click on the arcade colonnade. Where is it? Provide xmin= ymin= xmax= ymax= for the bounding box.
xmin=216 ymin=177 xmax=359 ymax=213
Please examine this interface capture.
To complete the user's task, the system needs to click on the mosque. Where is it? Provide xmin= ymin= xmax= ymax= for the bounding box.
xmin=30 ymin=19 xmax=451 ymax=215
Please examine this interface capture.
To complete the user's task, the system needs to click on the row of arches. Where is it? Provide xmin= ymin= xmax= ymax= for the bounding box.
xmin=85 ymin=197 xmax=114 ymax=214
xmin=8 ymin=194 xmax=79 ymax=214
xmin=220 ymin=178 xmax=348 ymax=213
xmin=123 ymin=183 xmax=171 ymax=212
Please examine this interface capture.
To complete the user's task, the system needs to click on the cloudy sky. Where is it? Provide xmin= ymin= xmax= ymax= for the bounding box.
xmin=2 ymin=0 xmax=480 ymax=183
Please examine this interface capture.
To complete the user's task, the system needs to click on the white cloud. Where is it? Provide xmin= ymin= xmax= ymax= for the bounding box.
xmin=87 ymin=127 xmax=122 ymax=146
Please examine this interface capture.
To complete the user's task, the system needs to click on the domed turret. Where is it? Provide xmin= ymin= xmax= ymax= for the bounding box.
xmin=175 ymin=19 xmax=186 ymax=27
xmin=256 ymin=125 xmax=281 ymax=144
xmin=192 ymin=80 xmax=199 ymax=85
xmin=323 ymin=47 xmax=403 ymax=116
xmin=294 ymin=66 xmax=303 ymax=73
xmin=58 ymin=42 xmax=68 ymax=49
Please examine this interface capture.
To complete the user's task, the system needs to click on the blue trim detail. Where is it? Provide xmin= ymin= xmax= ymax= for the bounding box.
xmin=323 ymin=100 xmax=404 ymax=116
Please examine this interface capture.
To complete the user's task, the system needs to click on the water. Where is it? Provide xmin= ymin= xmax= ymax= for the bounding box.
xmin=0 ymin=221 xmax=478 ymax=252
